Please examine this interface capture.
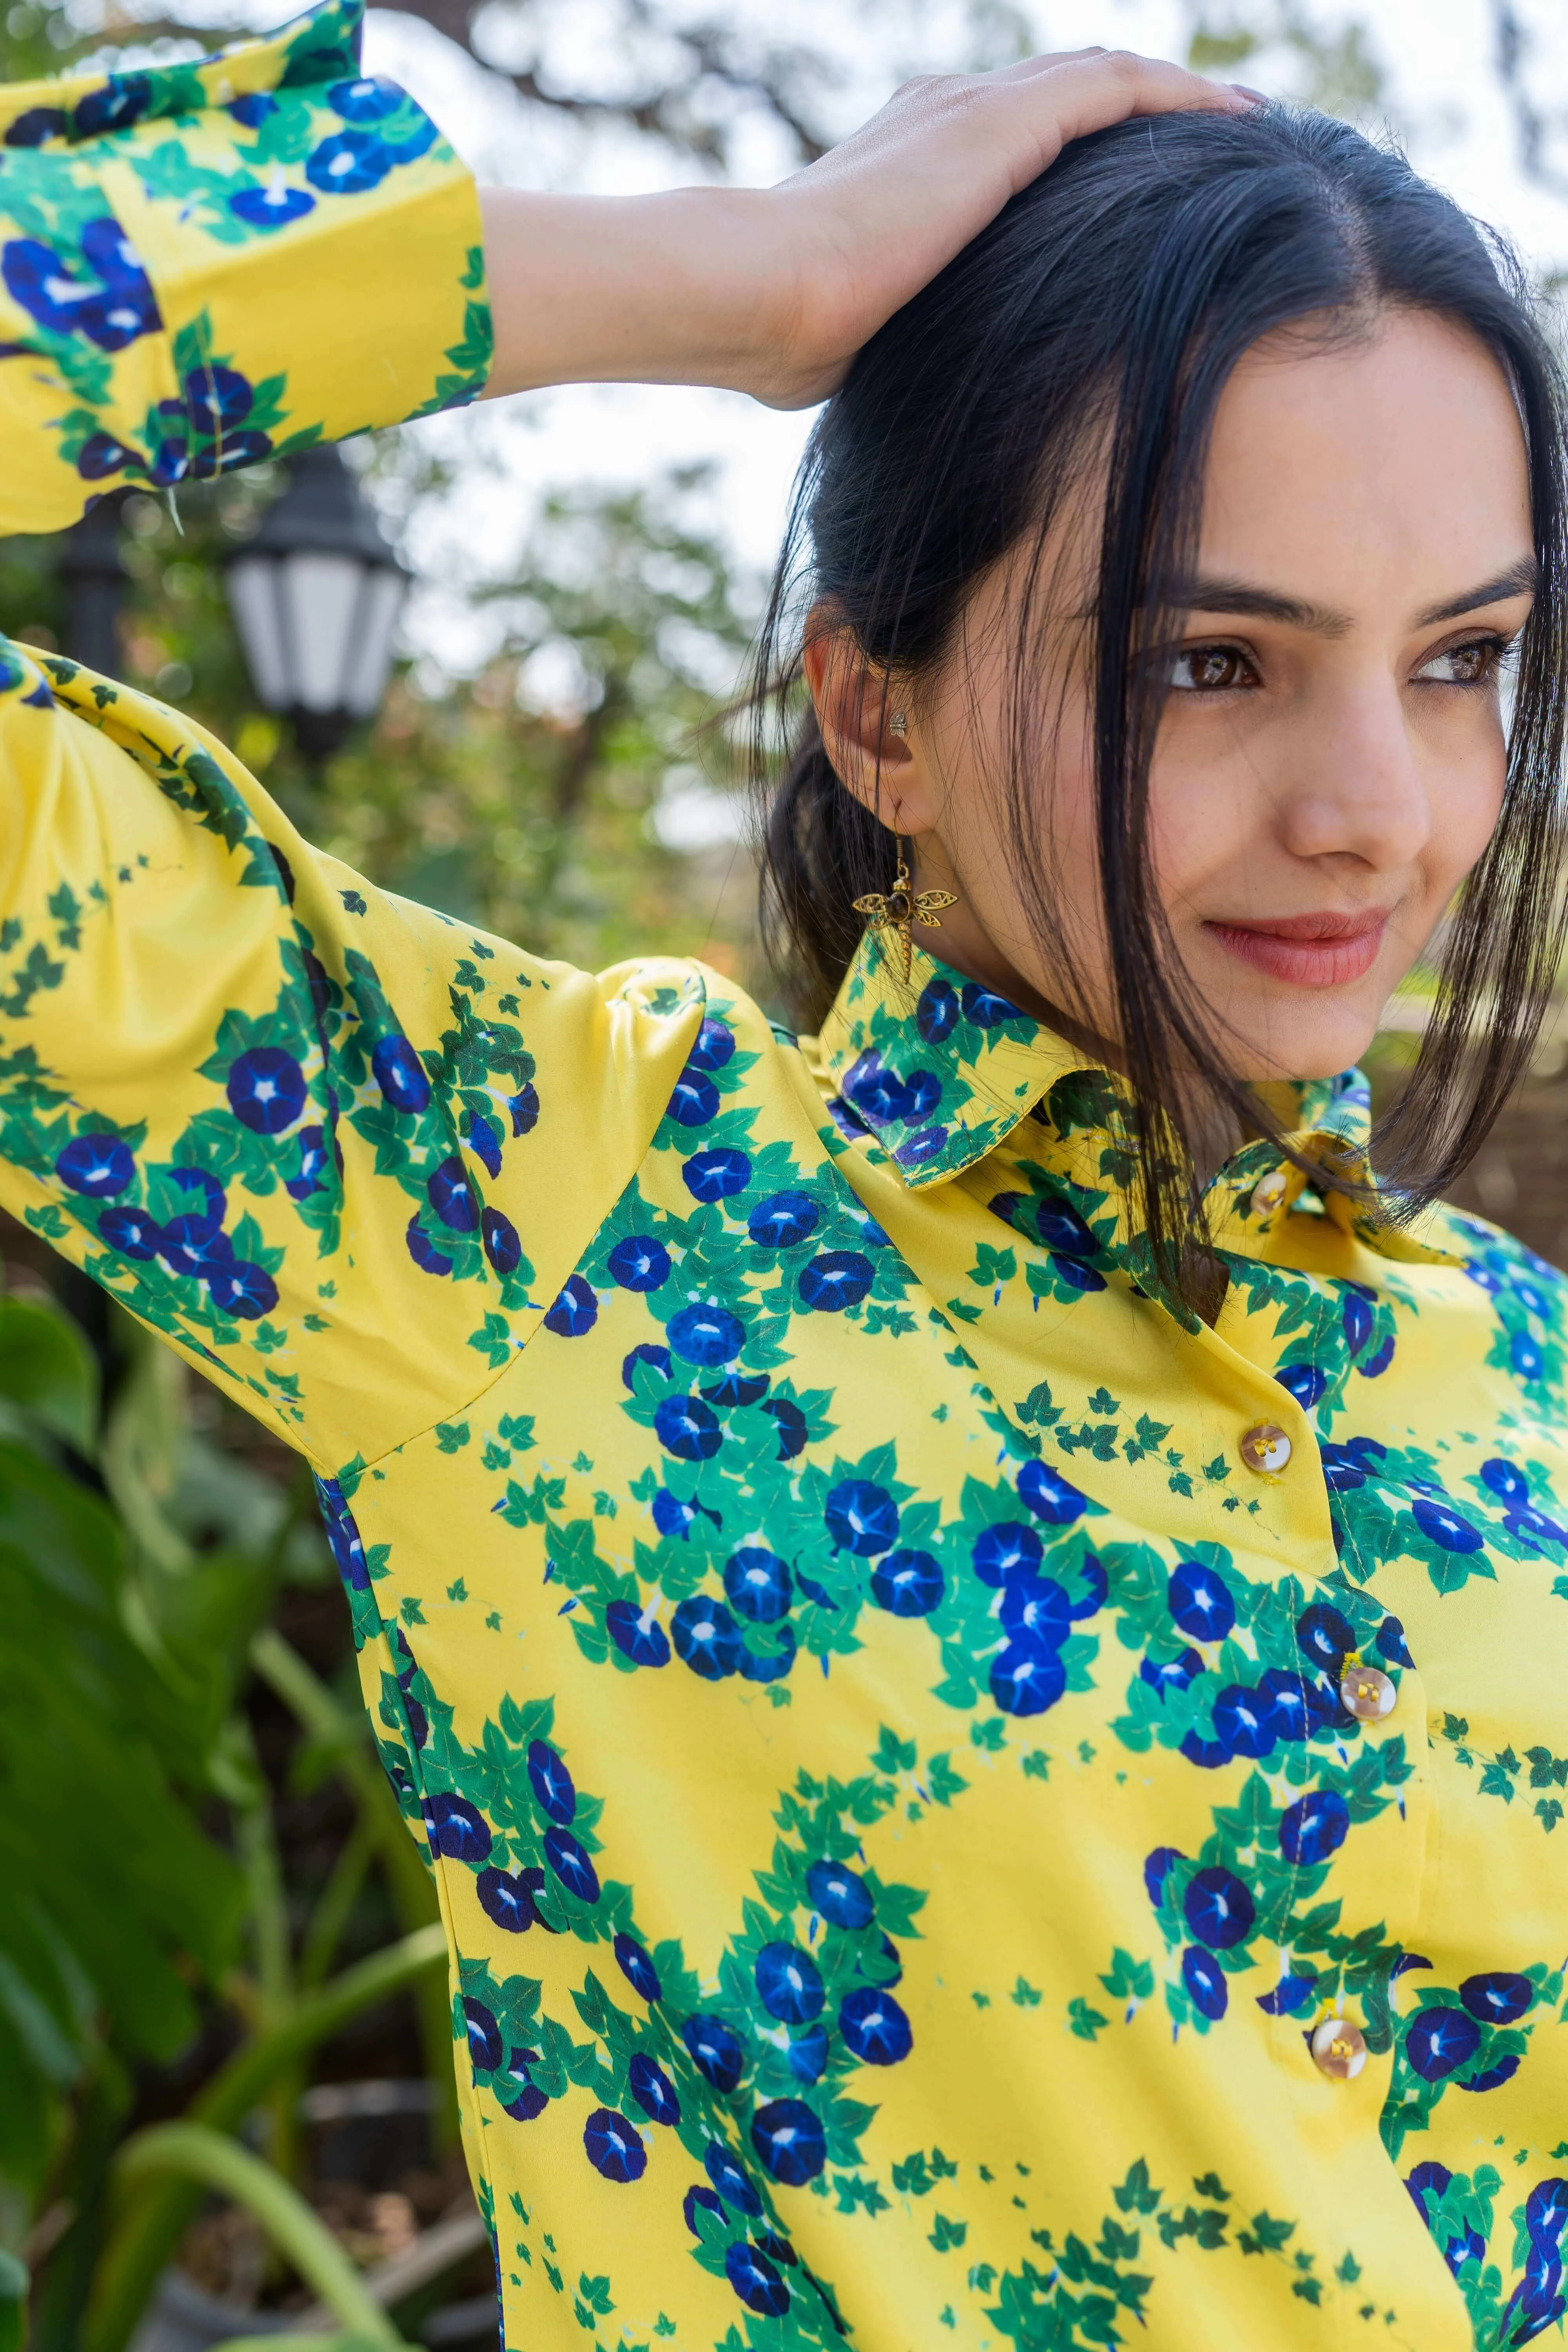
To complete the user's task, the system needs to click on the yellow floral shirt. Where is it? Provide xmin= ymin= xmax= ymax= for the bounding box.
xmin=3 ymin=13 xmax=1567 ymax=2350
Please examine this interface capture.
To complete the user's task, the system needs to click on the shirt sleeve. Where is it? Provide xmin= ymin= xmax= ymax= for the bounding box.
xmin=0 ymin=645 xmax=708 ymax=1472
xmin=0 ymin=4 xmax=711 ymax=1472
xmin=0 ymin=0 xmax=491 ymax=532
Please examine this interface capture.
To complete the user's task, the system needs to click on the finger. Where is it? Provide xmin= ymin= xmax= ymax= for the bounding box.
xmin=1030 ymin=49 xmax=1258 ymax=143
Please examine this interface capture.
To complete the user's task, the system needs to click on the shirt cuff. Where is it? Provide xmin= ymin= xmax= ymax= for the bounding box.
xmin=0 ymin=0 xmax=490 ymax=534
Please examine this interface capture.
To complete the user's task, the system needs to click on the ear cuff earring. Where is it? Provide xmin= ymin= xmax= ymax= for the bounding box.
xmin=887 ymin=710 xmax=907 ymax=737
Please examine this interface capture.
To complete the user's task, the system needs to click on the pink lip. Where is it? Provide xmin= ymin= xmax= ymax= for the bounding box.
xmin=1203 ymin=908 xmax=1392 ymax=988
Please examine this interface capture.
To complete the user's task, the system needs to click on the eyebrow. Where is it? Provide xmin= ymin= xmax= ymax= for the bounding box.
xmin=1163 ymin=556 xmax=1539 ymax=636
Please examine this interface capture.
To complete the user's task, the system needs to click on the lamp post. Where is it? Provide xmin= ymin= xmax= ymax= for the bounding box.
xmin=225 ymin=444 xmax=410 ymax=766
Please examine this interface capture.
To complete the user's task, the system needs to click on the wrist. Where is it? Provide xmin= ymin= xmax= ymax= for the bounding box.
xmin=479 ymin=183 xmax=798 ymax=401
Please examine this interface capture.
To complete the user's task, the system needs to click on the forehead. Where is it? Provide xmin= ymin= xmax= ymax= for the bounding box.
xmin=1199 ymin=309 xmax=1531 ymax=587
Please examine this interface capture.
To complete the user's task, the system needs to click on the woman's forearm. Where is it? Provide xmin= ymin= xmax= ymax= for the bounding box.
xmin=477 ymin=53 xmax=1254 ymax=414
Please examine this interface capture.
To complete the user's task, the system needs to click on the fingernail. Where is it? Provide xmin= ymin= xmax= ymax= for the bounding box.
xmin=1229 ymin=82 xmax=1269 ymax=103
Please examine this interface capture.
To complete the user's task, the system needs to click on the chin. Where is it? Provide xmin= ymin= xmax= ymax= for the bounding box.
xmin=1231 ymin=1011 xmax=1382 ymax=1086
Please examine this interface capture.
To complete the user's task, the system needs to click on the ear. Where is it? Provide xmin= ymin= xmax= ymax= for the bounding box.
xmin=802 ymin=618 xmax=942 ymax=833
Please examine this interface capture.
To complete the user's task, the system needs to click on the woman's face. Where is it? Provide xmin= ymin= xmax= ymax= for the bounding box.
xmin=812 ymin=307 xmax=1535 ymax=1084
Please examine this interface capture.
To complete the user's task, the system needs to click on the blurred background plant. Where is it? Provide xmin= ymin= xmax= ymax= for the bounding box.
xmin=1 ymin=0 xmax=1566 ymax=2343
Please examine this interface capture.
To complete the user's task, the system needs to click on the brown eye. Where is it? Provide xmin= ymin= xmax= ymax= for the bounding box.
xmin=1170 ymin=644 xmax=1255 ymax=692
xmin=1415 ymin=639 xmax=1501 ymax=686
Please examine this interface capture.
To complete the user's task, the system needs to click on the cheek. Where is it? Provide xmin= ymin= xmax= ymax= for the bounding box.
xmin=1424 ymin=724 xmax=1509 ymax=891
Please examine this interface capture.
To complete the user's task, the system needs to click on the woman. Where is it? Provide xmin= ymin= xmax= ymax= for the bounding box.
xmin=1 ymin=7 xmax=1564 ymax=2345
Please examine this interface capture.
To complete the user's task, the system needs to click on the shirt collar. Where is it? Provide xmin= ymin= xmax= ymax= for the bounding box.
xmin=814 ymin=927 xmax=1452 ymax=1266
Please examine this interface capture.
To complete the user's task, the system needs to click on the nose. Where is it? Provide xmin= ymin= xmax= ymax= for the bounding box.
xmin=1277 ymin=677 xmax=1433 ymax=873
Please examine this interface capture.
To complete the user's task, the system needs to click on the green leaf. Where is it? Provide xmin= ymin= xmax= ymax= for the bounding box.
xmin=0 ymin=1292 xmax=98 ymax=1450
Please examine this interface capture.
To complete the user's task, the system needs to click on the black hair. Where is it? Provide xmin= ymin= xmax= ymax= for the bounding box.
xmin=749 ymin=102 xmax=1568 ymax=1312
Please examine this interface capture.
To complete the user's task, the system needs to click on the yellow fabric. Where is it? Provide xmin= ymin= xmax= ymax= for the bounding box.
xmin=2 ymin=21 xmax=1567 ymax=2350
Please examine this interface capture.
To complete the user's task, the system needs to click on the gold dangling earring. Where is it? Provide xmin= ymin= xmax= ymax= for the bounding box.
xmin=853 ymin=835 xmax=959 ymax=984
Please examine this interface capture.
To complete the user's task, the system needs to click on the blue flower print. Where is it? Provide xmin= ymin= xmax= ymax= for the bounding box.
xmin=508 ymin=1082 xmax=539 ymax=1134
xmin=1482 ymin=1457 xmax=1529 ymax=1504
xmin=806 ymin=1857 xmax=874 ymax=1930
xmin=426 ymin=1154 xmax=479 ymax=1232
xmin=1051 ymin=1254 xmax=1105 ymax=1294
xmin=756 ymin=1942 xmax=825 ymax=2024
xmin=652 ymin=1488 xmax=704 ymax=1540
xmin=838 ymin=1984 xmax=913 ymax=2064
xmin=227 ymin=1044 xmax=306 ymax=1134
xmin=1277 ymin=1362 xmax=1326 ymax=1408
xmin=1376 ymin=1615 xmax=1414 ymax=1668
xmin=583 ymin=2107 xmax=645 ymax=2183
xmin=667 ymin=1063 xmax=719 ymax=1125
xmin=668 ymin=1302 xmax=743 ymax=1366
xmin=498 ymin=2048 xmax=549 ymax=2122
xmin=1183 ymin=1866 xmax=1254 ymax=1950
xmin=1212 ymin=1684 xmax=1276 ymax=1761
xmin=751 ymin=2098 xmax=828 ymax=2187
xmin=226 ymin=91 xmax=276 ymax=127
xmin=628 ymin=2052 xmax=681 ymax=2126
xmin=748 ymin=1191 xmax=819 ymax=1249
xmin=1279 ymin=1789 xmax=1350 ymax=1867
xmin=543 ymin=1826 xmax=599 ymax=1902
xmin=622 ymin=1342 xmax=671 ymax=1388
xmin=160 ymin=1216 xmax=234 ymax=1279
xmin=424 ymin=1791 xmax=492 ymax=1863
xmin=405 ymin=1216 xmax=453 ymax=1276
xmin=73 ymin=74 xmax=151 ymax=135
xmin=704 ymin=2138 xmax=762 ymax=2211
xmin=871 ymin=1547 xmax=943 ymax=1616
xmin=1412 ymin=1494 xmax=1484 ymax=1554
xmin=682 ymin=1146 xmax=750 ymax=1201
xmin=990 ymin=1639 xmax=1066 ymax=1717
xmin=726 ymin=2240 xmax=791 ymax=2316
xmin=526 ymin=1738 xmax=575 ymax=1823
xmin=1032 ymin=1195 xmax=1099 ymax=1258
xmin=704 ymin=1369 xmax=769 ymax=1411
xmin=1256 ymin=1973 xmax=1317 ymax=2016
xmin=1167 ymin=1559 xmax=1235 ymax=1643
xmin=1182 ymin=1945 xmax=1228 ymax=2020
xmin=476 ymin=1867 xmax=539 ymax=1934
xmin=971 ymin=1521 xmax=1042 ymax=1588
xmin=462 ymin=1995 xmax=503 ymax=2072
xmin=1296 ymin=1604 xmax=1355 ymax=1671
xmin=724 ymin=1547 xmax=791 ymax=1622
xmin=960 ymin=980 xmax=1023 ymax=1027
xmin=916 ymin=974 xmax=960 ymax=1042
xmin=1512 ymin=1330 xmax=1546 ymax=1381
xmin=798 ymin=1250 xmax=873 ymax=1312
xmin=606 ymin=1599 xmax=668 ymax=1675
xmin=328 ymin=73 xmax=404 ymax=120
xmin=825 ymin=1479 xmax=898 ymax=1556
xmin=762 ymin=1396 xmax=808 ymax=1459
xmin=1461 ymin=1971 xmax=1533 ymax=2025
xmin=371 ymin=1031 xmax=430 ymax=1112
xmin=1016 ymin=1459 xmax=1085 ymax=1526
xmin=655 ymin=1394 xmax=721 ymax=1463
xmin=286 ymin=1126 xmax=328 ymax=1201
xmin=1358 ymin=1334 xmax=1395 ymax=1378
xmin=55 ymin=1131 xmax=133 ymax=1197
xmin=209 ymin=1261 xmax=279 ymax=1319
xmin=682 ymin=2014 xmax=745 ymax=2093
xmin=786 ymin=2026 xmax=829 ymax=2082
xmin=687 ymin=1016 xmax=736 ymax=1071
xmin=609 ymin=1233 xmax=671 ymax=1290
xmin=1405 ymin=2005 xmax=1481 ymax=2083
xmin=1342 ymin=1286 xmax=1376 ymax=1354
xmin=3 ymin=106 xmax=66 ymax=146
xmin=684 ymin=2184 xmax=724 ymax=2232
xmin=1258 ymin=1666 xmax=1334 ymax=1740
xmin=671 ymin=1593 xmax=742 ymax=1679
xmin=615 ymin=1932 xmax=661 ymax=2000
xmin=544 ymin=1274 xmax=597 ymax=1336
xmin=100 ymin=1203 xmax=160 ymax=1259
xmin=1144 ymin=1846 xmax=1182 ymax=1906
xmin=77 ymin=430 xmax=136 ymax=481
xmin=999 ymin=1574 xmax=1071 ymax=1648
xmin=306 ymin=127 xmax=393 ymax=195
xmin=481 ymin=1207 xmax=521 ymax=1276
xmin=183 ymin=363 xmax=255 ymax=439
xmin=3 ymin=219 xmax=160 ymax=352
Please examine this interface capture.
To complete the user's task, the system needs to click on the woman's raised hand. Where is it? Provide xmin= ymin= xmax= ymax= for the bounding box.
xmin=479 ymin=51 xmax=1256 ymax=407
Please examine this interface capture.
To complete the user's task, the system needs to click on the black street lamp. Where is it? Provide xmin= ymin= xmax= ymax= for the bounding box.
xmin=225 ymin=444 xmax=410 ymax=766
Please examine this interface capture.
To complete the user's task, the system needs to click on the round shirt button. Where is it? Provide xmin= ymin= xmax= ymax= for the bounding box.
xmin=1310 ymin=2016 xmax=1368 ymax=2081
xmin=1340 ymin=1662 xmax=1396 ymax=1722
xmin=1239 ymin=1422 xmax=1292 ymax=1475
xmin=1251 ymin=1170 xmax=1289 ymax=1215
